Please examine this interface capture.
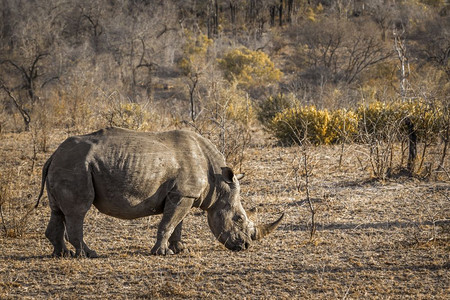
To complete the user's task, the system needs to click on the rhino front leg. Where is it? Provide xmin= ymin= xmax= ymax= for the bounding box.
xmin=151 ymin=196 xmax=194 ymax=255
xmin=169 ymin=221 xmax=187 ymax=254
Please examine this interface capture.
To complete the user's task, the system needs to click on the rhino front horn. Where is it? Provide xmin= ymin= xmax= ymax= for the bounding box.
xmin=252 ymin=213 xmax=285 ymax=240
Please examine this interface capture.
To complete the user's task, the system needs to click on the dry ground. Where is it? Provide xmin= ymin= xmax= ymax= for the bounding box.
xmin=1 ymin=129 xmax=449 ymax=299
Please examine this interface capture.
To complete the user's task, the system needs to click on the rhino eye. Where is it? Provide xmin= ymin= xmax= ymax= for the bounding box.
xmin=233 ymin=215 xmax=244 ymax=223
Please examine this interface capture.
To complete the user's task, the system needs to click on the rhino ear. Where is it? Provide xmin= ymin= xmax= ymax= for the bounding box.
xmin=222 ymin=167 xmax=244 ymax=184
xmin=221 ymin=167 xmax=235 ymax=184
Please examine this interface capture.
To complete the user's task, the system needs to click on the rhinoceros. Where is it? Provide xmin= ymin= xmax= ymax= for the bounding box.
xmin=35 ymin=127 xmax=283 ymax=257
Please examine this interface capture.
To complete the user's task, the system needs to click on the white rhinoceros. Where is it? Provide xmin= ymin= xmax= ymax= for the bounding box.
xmin=35 ymin=127 xmax=283 ymax=257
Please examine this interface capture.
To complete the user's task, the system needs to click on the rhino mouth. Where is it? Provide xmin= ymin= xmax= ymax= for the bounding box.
xmin=223 ymin=238 xmax=250 ymax=251
xmin=230 ymin=242 xmax=250 ymax=251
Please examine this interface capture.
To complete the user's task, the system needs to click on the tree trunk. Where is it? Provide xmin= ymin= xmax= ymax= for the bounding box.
xmin=438 ymin=123 xmax=449 ymax=169
xmin=405 ymin=117 xmax=417 ymax=174
xmin=279 ymin=0 xmax=283 ymax=27
xmin=1 ymin=85 xmax=31 ymax=131
xmin=214 ymin=0 xmax=219 ymax=36
xmin=189 ymin=75 xmax=199 ymax=122
xmin=286 ymin=0 xmax=293 ymax=23
xmin=269 ymin=6 xmax=276 ymax=26
xmin=230 ymin=2 xmax=236 ymax=25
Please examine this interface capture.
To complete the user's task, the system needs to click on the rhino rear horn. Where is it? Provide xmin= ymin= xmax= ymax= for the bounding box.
xmin=252 ymin=213 xmax=284 ymax=240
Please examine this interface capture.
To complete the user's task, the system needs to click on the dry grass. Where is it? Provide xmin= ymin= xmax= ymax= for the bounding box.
xmin=0 ymin=130 xmax=449 ymax=299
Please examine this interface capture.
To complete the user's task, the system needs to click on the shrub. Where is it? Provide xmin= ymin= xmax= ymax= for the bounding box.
xmin=257 ymin=93 xmax=296 ymax=124
xmin=102 ymin=102 xmax=154 ymax=131
xmin=357 ymin=99 xmax=443 ymax=143
xmin=267 ymin=99 xmax=443 ymax=147
xmin=328 ymin=109 xmax=360 ymax=143
xmin=202 ymin=83 xmax=253 ymax=171
xmin=269 ymin=106 xmax=331 ymax=145
xmin=178 ymin=30 xmax=213 ymax=76
xmin=0 ymin=170 xmax=34 ymax=238
xmin=268 ymin=105 xmax=360 ymax=145
xmin=217 ymin=47 xmax=282 ymax=89
xmin=356 ymin=100 xmax=401 ymax=141
xmin=401 ymin=100 xmax=442 ymax=143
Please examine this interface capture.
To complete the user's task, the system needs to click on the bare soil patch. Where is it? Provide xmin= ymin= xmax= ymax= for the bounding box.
xmin=1 ymin=130 xmax=449 ymax=299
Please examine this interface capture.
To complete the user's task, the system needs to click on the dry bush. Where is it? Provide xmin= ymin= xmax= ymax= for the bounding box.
xmin=217 ymin=47 xmax=282 ymax=89
xmin=30 ymin=104 xmax=52 ymax=153
xmin=102 ymin=98 xmax=152 ymax=131
xmin=0 ymin=169 xmax=34 ymax=238
xmin=357 ymin=101 xmax=402 ymax=179
xmin=293 ymin=144 xmax=318 ymax=242
xmin=0 ymin=107 xmax=24 ymax=133
xmin=357 ymin=99 xmax=444 ymax=178
xmin=183 ymin=82 xmax=253 ymax=172
xmin=405 ymin=188 xmax=450 ymax=248
xmin=99 ymin=92 xmax=175 ymax=132
xmin=265 ymin=97 xmax=446 ymax=179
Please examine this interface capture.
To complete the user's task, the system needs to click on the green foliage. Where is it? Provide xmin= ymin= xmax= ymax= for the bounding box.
xmin=357 ymin=100 xmax=443 ymax=142
xmin=257 ymin=93 xmax=296 ymax=124
xmin=357 ymin=101 xmax=400 ymax=140
xmin=401 ymin=100 xmax=443 ymax=142
xmin=269 ymin=105 xmax=360 ymax=145
xmin=217 ymin=47 xmax=282 ymax=88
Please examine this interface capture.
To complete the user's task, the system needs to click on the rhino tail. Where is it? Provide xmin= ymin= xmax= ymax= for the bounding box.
xmin=34 ymin=153 xmax=54 ymax=209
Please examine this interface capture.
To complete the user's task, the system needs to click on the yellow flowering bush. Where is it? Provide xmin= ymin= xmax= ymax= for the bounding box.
xmin=328 ymin=109 xmax=360 ymax=143
xmin=267 ymin=99 xmax=443 ymax=145
xmin=178 ymin=30 xmax=213 ymax=76
xmin=269 ymin=106 xmax=331 ymax=145
xmin=400 ymin=100 xmax=442 ymax=142
xmin=218 ymin=47 xmax=282 ymax=88
xmin=356 ymin=101 xmax=400 ymax=140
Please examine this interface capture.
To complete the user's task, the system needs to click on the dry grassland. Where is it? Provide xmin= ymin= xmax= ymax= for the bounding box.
xmin=1 ymin=130 xmax=449 ymax=299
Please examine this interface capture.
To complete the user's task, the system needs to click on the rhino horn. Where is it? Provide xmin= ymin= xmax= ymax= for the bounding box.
xmin=252 ymin=213 xmax=284 ymax=240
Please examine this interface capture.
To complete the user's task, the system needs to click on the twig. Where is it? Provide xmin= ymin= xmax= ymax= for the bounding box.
xmin=0 ymin=204 xmax=7 ymax=236
xmin=303 ymin=148 xmax=316 ymax=241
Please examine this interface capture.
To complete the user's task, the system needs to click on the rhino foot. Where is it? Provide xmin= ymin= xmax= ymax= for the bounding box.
xmin=150 ymin=245 xmax=174 ymax=255
xmin=169 ymin=241 xmax=188 ymax=254
xmin=73 ymin=249 xmax=99 ymax=258
xmin=84 ymin=250 xmax=99 ymax=258
xmin=51 ymin=248 xmax=74 ymax=258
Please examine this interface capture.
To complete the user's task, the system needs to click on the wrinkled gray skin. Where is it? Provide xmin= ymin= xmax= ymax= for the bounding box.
xmin=36 ymin=127 xmax=283 ymax=257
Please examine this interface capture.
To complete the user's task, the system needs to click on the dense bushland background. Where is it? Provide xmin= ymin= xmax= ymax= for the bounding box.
xmin=0 ymin=0 xmax=448 ymax=183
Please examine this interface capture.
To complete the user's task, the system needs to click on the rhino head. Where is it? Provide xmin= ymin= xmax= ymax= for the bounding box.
xmin=207 ymin=167 xmax=284 ymax=251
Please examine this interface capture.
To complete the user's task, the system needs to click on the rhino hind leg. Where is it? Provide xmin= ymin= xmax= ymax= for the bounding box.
xmin=45 ymin=209 xmax=73 ymax=257
xmin=64 ymin=213 xmax=98 ymax=258
xmin=47 ymin=170 xmax=98 ymax=258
